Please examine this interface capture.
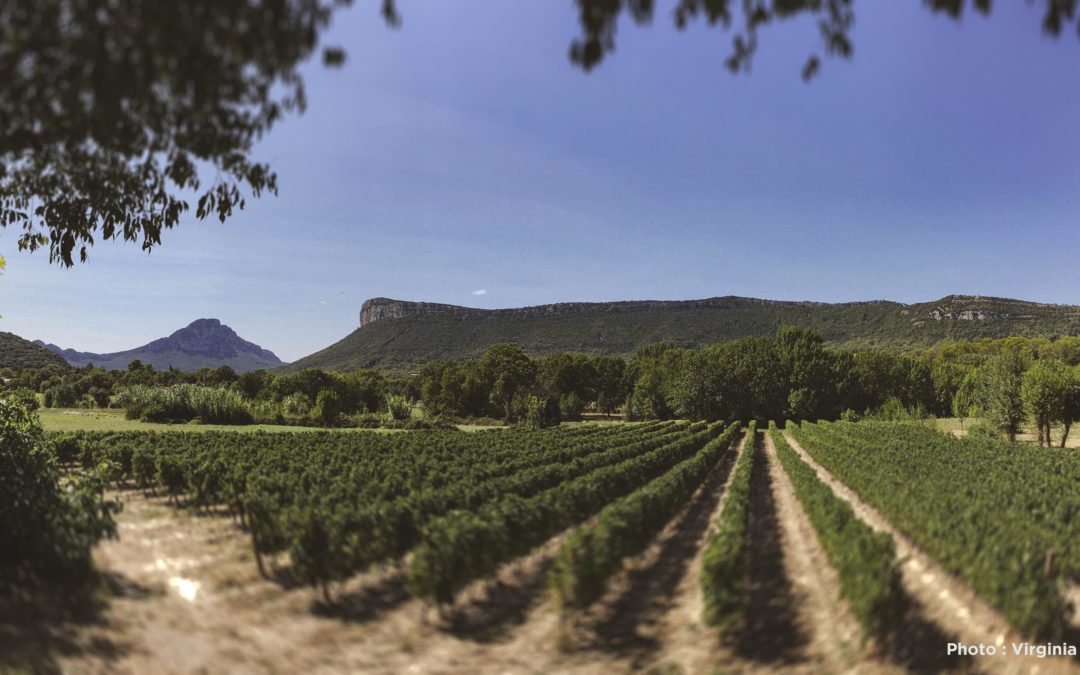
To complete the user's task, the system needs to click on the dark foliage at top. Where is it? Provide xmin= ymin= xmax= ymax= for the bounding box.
xmin=0 ymin=0 xmax=395 ymax=265
xmin=569 ymin=1 xmax=1080 ymax=78
xmin=2 ymin=1 xmax=1078 ymax=264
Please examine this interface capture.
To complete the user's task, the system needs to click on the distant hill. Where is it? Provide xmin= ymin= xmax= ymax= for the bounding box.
xmin=0 ymin=331 xmax=70 ymax=370
xmin=38 ymin=319 xmax=284 ymax=372
xmin=284 ymin=295 xmax=1080 ymax=372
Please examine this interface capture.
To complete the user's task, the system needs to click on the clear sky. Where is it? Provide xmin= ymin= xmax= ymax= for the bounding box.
xmin=2 ymin=1 xmax=1080 ymax=362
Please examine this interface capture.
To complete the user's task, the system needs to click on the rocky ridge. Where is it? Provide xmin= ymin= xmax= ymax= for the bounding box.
xmin=37 ymin=319 xmax=283 ymax=372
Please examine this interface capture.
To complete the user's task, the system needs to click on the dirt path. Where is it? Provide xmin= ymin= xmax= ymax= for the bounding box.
xmin=576 ymin=429 xmax=906 ymax=674
xmin=783 ymin=430 xmax=1080 ymax=675
xmin=568 ymin=429 xmax=748 ymax=672
xmin=736 ymin=429 xmax=811 ymax=668
xmin=645 ymin=430 xmax=749 ymax=674
xmin=20 ymin=439 xmax=754 ymax=674
xmin=20 ymin=429 xmax=1074 ymax=674
xmin=759 ymin=431 xmax=882 ymax=674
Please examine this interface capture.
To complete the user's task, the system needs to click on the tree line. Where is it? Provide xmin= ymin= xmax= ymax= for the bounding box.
xmin=5 ymin=328 xmax=1080 ymax=439
xmin=0 ymin=360 xmax=400 ymax=426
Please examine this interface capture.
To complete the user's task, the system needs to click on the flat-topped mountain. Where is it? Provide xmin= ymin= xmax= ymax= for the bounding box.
xmin=357 ymin=296 xmax=843 ymax=326
xmin=286 ymin=294 xmax=1080 ymax=373
xmin=38 ymin=319 xmax=284 ymax=372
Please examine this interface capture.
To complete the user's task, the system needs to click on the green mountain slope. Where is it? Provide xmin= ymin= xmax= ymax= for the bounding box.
xmin=0 ymin=331 xmax=70 ymax=370
xmin=285 ymin=295 xmax=1080 ymax=373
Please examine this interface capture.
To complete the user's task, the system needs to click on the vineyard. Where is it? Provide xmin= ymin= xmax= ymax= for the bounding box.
xmin=59 ymin=421 xmax=740 ymax=603
xmin=789 ymin=420 xmax=1080 ymax=638
xmin=9 ymin=417 xmax=1080 ymax=673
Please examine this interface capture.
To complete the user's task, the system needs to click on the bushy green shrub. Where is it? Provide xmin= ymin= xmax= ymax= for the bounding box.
xmin=385 ymin=394 xmax=413 ymax=421
xmin=7 ymin=387 xmax=40 ymax=411
xmin=523 ymin=395 xmax=560 ymax=428
xmin=281 ymin=392 xmax=311 ymax=416
xmin=137 ymin=401 xmax=170 ymax=422
xmin=354 ymin=413 xmax=383 ymax=428
xmin=0 ymin=397 xmax=119 ymax=586
xmin=115 ymin=384 xmax=253 ymax=424
xmin=314 ymin=389 xmax=342 ymax=425
xmin=43 ymin=384 xmax=77 ymax=408
xmin=88 ymin=387 xmax=111 ymax=408
xmin=839 ymin=408 xmax=862 ymax=422
xmin=558 ymin=393 xmax=584 ymax=421
xmin=965 ymin=419 xmax=999 ymax=440
xmin=868 ymin=396 xmax=928 ymax=422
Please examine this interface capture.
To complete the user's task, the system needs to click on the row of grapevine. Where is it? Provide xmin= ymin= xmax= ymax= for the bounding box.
xmin=550 ymin=422 xmax=742 ymax=611
xmin=407 ymin=422 xmax=727 ymax=604
xmin=789 ymin=420 xmax=1080 ymax=637
xmin=280 ymin=422 xmax=693 ymax=589
xmin=768 ymin=423 xmax=905 ymax=642
xmin=54 ymin=422 xmax=692 ymax=596
xmin=699 ymin=420 xmax=757 ymax=630
xmin=65 ymin=423 xmax=663 ymax=516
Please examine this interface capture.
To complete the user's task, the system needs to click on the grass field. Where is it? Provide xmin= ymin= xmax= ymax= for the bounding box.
xmin=934 ymin=416 xmax=1080 ymax=448
xmin=36 ymin=408 xmax=404 ymax=434
xmin=37 ymin=407 xmax=629 ymax=433
xmin=40 ymin=409 xmax=1080 ymax=447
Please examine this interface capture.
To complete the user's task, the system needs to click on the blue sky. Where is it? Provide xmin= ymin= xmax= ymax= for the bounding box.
xmin=3 ymin=1 xmax=1080 ymax=362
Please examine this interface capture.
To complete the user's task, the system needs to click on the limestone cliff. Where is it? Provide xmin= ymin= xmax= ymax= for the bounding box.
xmin=357 ymin=295 xmax=869 ymax=328
xmin=283 ymin=293 xmax=1080 ymax=373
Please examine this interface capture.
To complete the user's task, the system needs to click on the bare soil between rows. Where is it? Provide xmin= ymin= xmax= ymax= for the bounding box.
xmin=783 ymin=430 xmax=1080 ymax=675
xmin=6 ymin=429 xmax=1068 ymax=674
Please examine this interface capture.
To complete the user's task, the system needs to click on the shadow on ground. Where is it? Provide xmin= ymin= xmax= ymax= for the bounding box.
xmin=441 ymin=556 xmax=556 ymax=643
xmin=883 ymin=598 xmax=975 ymax=674
xmin=310 ymin=570 xmax=411 ymax=624
xmin=0 ymin=571 xmax=152 ymax=674
xmin=578 ymin=437 xmax=741 ymax=665
xmin=732 ymin=434 xmax=808 ymax=665
xmin=1062 ymin=621 xmax=1080 ymax=666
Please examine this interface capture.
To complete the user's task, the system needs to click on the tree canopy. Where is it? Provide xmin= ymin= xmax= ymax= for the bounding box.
xmin=0 ymin=0 xmax=395 ymax=266
xmin=2 ymin=0 xmax=1078 ymax=265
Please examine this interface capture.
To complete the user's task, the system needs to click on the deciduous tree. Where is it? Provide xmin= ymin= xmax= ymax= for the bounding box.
xmin=481 ymin=343 xmax=537 ymax=423
xmin=1059 ymin=366 xmax=1080 ymax=448
xmin=986 ymin=351 xmax=1026 ymax=442
xmin=1021 ymin=360 xmax=1067 ymax=446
